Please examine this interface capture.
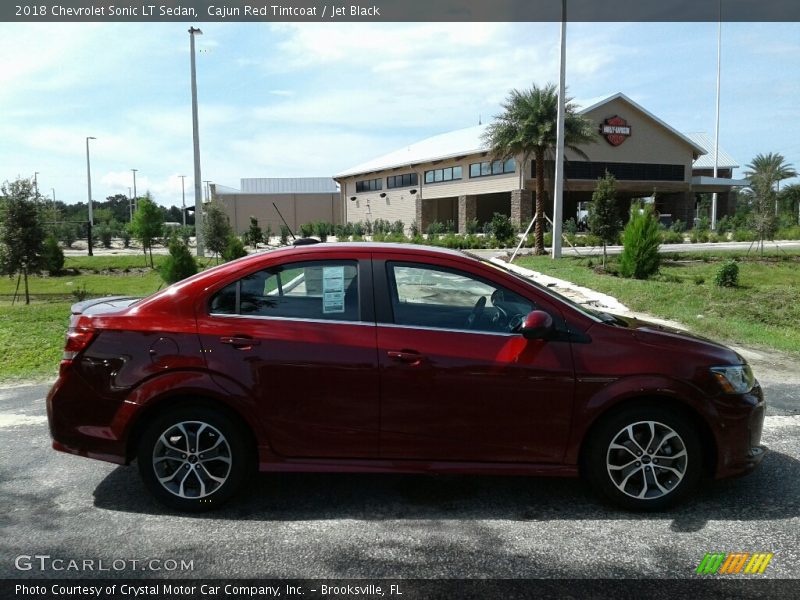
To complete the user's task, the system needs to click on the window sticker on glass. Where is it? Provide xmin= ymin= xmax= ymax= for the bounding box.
xmin=322 ymin=266 xmax=346 ymax=313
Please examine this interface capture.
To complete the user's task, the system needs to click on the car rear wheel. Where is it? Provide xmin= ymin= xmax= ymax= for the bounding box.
xmin=583 ymin=406 xmax=702 ymax=510
xmin=137 ymin=406 xmax=249 ymax=511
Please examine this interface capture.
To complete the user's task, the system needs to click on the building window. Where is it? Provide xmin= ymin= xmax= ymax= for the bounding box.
xmin=532 ymin=160 xmax=685 ymax=182
xmin=469 ymin=158 xmax=516 ymax=178
xmin=387 ymin=172 xmax=419 ymax=189
xmin=424 ymin=165 xmax=463 ymax=184
xmin=356 ymin=178 xmax=382 ymax=193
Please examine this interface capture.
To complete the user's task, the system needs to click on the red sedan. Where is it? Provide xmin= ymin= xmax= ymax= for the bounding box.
xmin=47 ymin=242 xmax=766 ymax=511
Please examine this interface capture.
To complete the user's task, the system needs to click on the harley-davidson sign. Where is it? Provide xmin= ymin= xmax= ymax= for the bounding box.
xmin=601 ymin=116 xmax=632 ymax=146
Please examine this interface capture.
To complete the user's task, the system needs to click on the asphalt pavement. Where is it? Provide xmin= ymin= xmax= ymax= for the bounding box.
xmin=1 ymin=381 xmax=798 ymax=580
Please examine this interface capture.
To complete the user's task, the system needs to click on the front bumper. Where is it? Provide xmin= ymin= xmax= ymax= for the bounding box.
xmin=714 ymin=381 xmax=768 ymax=479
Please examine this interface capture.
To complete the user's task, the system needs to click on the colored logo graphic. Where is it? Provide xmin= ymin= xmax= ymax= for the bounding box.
xmin=696 ymin=552 xmax=774 ymax=575
xmin=600 ymin=115 xmax=632 ymax=146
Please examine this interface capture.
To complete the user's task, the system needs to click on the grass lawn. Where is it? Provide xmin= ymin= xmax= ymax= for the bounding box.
xmin=0 ymin=300 xmax=72 ymax=382
xmin=515 ymin=249 xmax=800 ymax=355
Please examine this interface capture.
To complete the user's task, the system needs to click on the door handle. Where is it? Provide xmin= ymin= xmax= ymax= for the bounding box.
xmin=220 ymin=336 xmax=260 ymax=350
xmin=387 ymin=350 xmax=425 ymax=365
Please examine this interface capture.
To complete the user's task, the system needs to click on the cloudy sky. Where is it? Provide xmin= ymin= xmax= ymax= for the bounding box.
xmin=1 ymin=21 xmax=798 ymax=208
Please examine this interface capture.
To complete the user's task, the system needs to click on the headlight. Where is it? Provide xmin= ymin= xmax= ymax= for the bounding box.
xmin=710 ymin=365 xmax=755 ymax=394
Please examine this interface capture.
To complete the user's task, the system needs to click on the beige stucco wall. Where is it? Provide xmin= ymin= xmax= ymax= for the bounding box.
xmin=339 ymin=156 xmax=523 ymax=227
xmin=568 ymin=97 xmax=696 ymax=183
xmin=217 ymin=193 xmax=343 ymax=234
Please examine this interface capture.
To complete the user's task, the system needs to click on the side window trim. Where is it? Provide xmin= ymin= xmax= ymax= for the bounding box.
xmin=209 ymin=258 xmax=373 ymax=323
xmin=383 ymin=260 xmax=535 ymax=334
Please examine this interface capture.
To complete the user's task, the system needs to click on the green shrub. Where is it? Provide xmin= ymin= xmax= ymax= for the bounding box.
xmin=660 ymin=230 xmax=684 ymax=244
xmin=279 ymin=225 xmax=290 ymax=245
xmin=353 ymin=221 xmax=364 ymax=236
xmin=121 ymin=226 xmax=132 ymax=248
xmin=708 ymin=232 xmax=723 ymax=243
xmin=716 ymin=215 xmax=733 ymax=234
xmin=732 ymin=228 xmax=757 ymax=242
xmin=313 ymin=221 xmax=332 ymax=242
xmin=390 ymin=220 xmax=405 ymax=235
xmin=693 ymin=275 xmax=705 ymax=285
xmin=71 ymin=285 xmax=89 ymax=302
xmin=488 ymin=213 xmax=516 ymax=244
xmin=409 ymin=220 xmax=419 ymax=237
xmin=41 ymin=235 xmax=65 ymax=276
xmin=160 ymin=237 xmax=198 ymax=284
xmin=97 ymin=225 xmax=113 ymax=248
xmin=563 ymin=217 xmax=578 ymax=236
xmin=222 ymin=235 xmax=247 ymax=262
xmin=670 ymin=219 xmax=686 ymax=233
xmin=714 ymin=260 xmax=739 ymax=287
xmin=465 ymin=218 xmax=480 ymax=234
xmin=363 ymin=220 xmax=373 ymax=235
xmin=689 ymin=229 xmax=710 ymax=243
xmin=619 ymin=205 xmax=661 ymax=279
xmin=776 ymin=226 xmax=800 ymax=240
xmin=426 ymin=221 xmax=445 ymax=236
xmin=57 ymin=222 xmax=78 ymax=248
xmin=177 ymin=225 xmax=193 ymax=245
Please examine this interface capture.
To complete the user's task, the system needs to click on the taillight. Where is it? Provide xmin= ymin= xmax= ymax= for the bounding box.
xmin=62 ymin=326 xmax=96 ymax=361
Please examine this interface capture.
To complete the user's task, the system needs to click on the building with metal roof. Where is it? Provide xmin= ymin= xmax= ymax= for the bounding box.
xmin=334 ymin=92 xmax=745 ymax=231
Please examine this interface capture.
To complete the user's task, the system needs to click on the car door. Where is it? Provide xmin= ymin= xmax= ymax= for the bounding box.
xmin=196 ymin=254 xmax=380 ymax=459
xmin=373 ymin=254 xmax=575 ymax=463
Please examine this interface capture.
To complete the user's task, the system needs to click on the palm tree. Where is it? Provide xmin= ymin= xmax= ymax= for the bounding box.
xmin=744 ymin=153 xmax=795 ymax=254
xmin=744 ymin=152 xmax=797 ymax=197
xmin=482 ymin=83 xmax=598 ymax=255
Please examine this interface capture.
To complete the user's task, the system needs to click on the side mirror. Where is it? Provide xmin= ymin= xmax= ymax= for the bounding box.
xmin=520 ymin=310 xmax=553 ymax=340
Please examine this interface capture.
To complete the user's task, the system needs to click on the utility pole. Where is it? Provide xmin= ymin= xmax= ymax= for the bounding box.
xmin=131 ymin=169 xmax=138 ymax=214
xmin=128 ymin=187 xmax=133 ymax=222
xmin=551 ymin=0 xmax=567 ymax=259
xmin=204 ymin=180 xmax=211 ymax=203
xmin=711 ymin=0 xmax=722 ymax=230
xmin=85 ymin=137 xmax=96 ymax=256
xmin=179 ymin=175 xmax=187 ymax=226
xmin=189 ymin=26 xmax=204 ymax=256
xmin=33 ymin=172 xmax=39 ymax=197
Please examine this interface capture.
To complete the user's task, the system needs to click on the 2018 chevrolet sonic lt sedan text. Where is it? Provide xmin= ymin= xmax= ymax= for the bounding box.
xmin=46 ymin=243 xmax=766 ymax=511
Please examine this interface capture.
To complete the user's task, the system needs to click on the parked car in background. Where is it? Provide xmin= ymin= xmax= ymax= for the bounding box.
xmin=47 ymin=242 xmax=766 ymax=511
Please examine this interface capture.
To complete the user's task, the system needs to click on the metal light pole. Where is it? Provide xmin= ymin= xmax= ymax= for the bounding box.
xmin=179 ymin=175 xmax=187 ymax=226
xmin=711 ymin=1 xmax=722 ymax=230
xmin=51 ymin=188 xmax=57 ymax=222
xmin=33 ymin=172 xmax=39 ymax=197
xmin=85 ymin=137 xmax=96 ymax=256
xmin=131 ymin=169 xmax=138 ymax=214
xmin=551 ymin=0 xmax=567 ymax=259
xmin=189 ymin=26 xmax=204 ymax=256
xmin=128 ymin=187 xmax=133 ymax=221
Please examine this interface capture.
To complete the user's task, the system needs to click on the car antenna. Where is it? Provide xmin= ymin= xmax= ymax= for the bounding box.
xmin=272 ymin=202 xmax=296 ymax=241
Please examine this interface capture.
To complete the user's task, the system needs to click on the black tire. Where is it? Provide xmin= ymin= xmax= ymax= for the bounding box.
xmin=137 ymin=406 xmax=250 ymax=512
xmin=582 ymin=405 xmax=703 ymax=511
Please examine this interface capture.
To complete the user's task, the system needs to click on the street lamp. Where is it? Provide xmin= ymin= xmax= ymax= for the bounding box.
xmin=128 ymin=187 xmax=133 ymax=222
xmin=85 ymin=137 xmax=96 ymax=256
xmin=179 ymin=175 xmax=187 ymax=226
xmin=131 ymin=169 xmax=138 ymax=214
xmin=189 ymin=26 xmax=204 ymax=256
xmin=33 ymin=172 xmax=40 ymax=197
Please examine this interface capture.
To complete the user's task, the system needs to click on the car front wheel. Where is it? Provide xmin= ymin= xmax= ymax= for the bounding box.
xmin=583 ymin=406 xmax=703 ymax=510
xmin=137 ymin=406 xmax=249 ymax=511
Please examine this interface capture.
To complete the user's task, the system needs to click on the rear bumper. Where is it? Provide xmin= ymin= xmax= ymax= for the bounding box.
xmin=46 ymin=370 xmax=132 ymax=465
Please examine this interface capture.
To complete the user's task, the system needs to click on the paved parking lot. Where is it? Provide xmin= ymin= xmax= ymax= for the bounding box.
xmin=1 ymin=382 xmax=799 ymax=581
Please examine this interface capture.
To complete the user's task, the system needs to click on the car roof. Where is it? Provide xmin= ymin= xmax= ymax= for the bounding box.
xmin=265 ymin=241 xmax=471 ymax=259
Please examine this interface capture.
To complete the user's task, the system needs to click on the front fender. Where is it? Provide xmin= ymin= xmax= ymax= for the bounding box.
xmin=564 ymin=374 xmax=720 ymax=465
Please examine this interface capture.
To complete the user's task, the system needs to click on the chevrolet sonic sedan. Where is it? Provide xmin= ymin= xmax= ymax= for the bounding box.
xmin=47 ymin=242 xmax=766 ymax=511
